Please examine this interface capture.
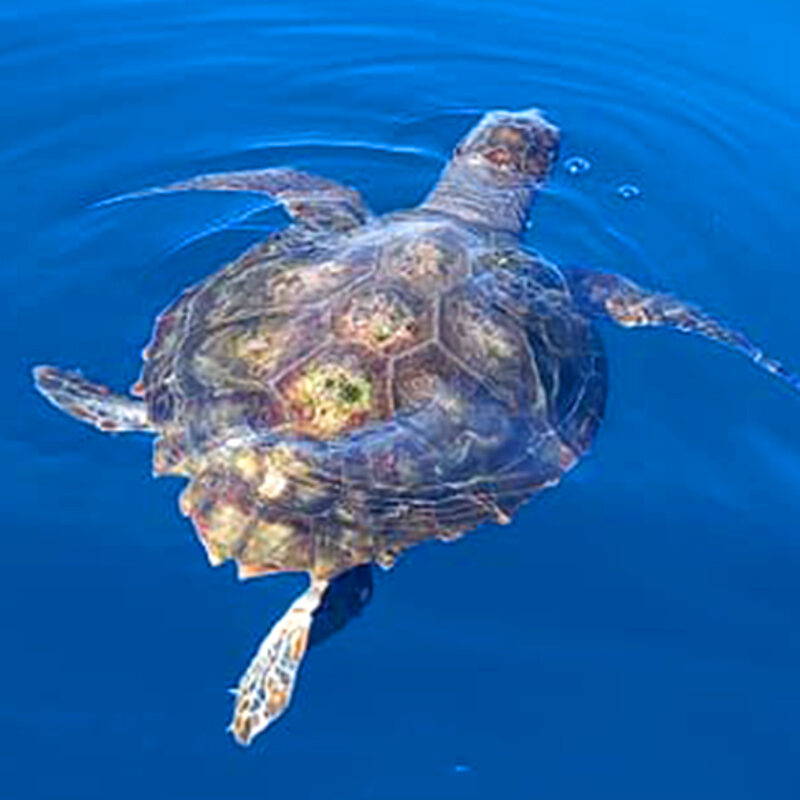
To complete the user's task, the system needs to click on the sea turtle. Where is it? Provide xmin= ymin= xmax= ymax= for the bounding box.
xmin=33 ymin=109 xmax=800 ymax=746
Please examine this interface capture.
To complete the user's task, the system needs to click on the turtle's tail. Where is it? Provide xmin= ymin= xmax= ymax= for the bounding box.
xmin=565 ymin=267 xmax=800 ymax=395
xmin=33 ymin=365 xmax=152 ymax=433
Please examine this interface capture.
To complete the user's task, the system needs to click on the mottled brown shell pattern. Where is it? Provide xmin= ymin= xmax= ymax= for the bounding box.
xmin=139 ymin=216 xmax=606 ymax=580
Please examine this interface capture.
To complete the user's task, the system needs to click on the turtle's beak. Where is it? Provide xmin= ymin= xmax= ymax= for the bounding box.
xmin=455 ymin=108 xmax=560 ymax=182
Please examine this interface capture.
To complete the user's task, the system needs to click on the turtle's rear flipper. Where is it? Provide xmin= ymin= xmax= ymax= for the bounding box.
xmin=33 ymin=366 xmax=151 ymax=433
xmin=565 ymin=267 xmax=800 ymax=395
xmin=230 ymin=566 xmax=374 ymax=746
xmin=230 ymin=578 xmax=328 ymax=746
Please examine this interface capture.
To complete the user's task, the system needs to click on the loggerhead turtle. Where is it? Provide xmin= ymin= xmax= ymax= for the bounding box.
xmin=33 ymin=109 xmax=800 ymax=745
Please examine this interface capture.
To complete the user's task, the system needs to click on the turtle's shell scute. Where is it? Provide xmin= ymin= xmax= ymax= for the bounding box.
xmin=140 ymin=217 xmax=606 ymax=580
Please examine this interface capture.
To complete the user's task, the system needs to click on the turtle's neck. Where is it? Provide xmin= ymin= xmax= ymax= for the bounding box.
xmin=420 ymin=161 xmax=537 ymax=236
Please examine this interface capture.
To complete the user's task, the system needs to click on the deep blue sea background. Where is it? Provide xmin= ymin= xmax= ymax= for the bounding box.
xmin=4 ymin=1 xmax=800 ymax=797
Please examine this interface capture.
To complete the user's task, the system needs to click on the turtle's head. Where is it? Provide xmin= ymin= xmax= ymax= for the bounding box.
xmin=422 ymin=108 xmax=560 ymax=235
xmin=452 ymin=109 xmax=560 ymax=183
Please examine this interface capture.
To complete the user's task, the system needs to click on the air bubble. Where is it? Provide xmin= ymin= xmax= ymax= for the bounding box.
xmin=616 ymin=183 xmax=642 ymax=200
xmin=564 ymin=156 xmax=591 ymax=175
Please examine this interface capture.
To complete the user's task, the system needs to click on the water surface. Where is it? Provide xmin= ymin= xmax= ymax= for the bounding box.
xmin=4 ymin=1 xmax=800 ymax=798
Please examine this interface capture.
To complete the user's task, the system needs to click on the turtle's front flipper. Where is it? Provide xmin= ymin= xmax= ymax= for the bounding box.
xmin=565 ymin=268 xmax=800 ymax=394
xmin=230 ymin=566 xmax=374 ymax=745
xmin=33 ymin=366 xmax=152 ymax=432
xmin=100 ymin=168 xmax=373 ymax=231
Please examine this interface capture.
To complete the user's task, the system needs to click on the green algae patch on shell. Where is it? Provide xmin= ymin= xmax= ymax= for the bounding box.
xmin=276 ymin=345 xmax=392 ymax=440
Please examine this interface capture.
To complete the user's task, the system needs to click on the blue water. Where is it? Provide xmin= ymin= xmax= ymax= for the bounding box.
xmin=5 ymin=1 xmax=800 ymax=797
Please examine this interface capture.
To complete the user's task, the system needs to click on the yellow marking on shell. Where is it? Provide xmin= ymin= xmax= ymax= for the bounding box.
xmin=264 ymin=443 xmax=307 ymax=497
xmin=205 ymin=503 xmax=252 ymax=547
xmin=230 ymin=445 xmax=304 ymax=502
xmin=251 ymin=521 xmax=295 ymax=545
xmin=258 ymin=469 xmax=288 ymax=500
xmin=484 ymin=329 xmax=515 ymax=359
xmin=233 ymin=449 xmax=262 ymax=481
xmin=285 ymin=363 xmax=373 ymax=439
xmin=257 ymin=444 xmax=308 ymax=500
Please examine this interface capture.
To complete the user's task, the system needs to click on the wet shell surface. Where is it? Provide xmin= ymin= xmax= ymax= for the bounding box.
xmin=139 ymin=219 xmax=606 ymax=580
